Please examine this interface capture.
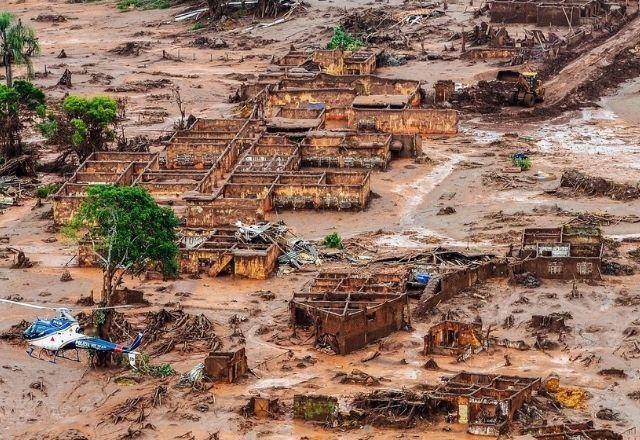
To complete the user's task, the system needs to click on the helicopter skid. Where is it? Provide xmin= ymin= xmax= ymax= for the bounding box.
xmin=27 ymin=345 xmax=81 ymax=364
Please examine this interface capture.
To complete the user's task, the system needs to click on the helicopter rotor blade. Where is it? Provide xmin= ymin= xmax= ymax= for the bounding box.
xmin=74 ymin=305 xmax=134 ymax=311
xmin=0 ymin=299 xmax=56 ymax=310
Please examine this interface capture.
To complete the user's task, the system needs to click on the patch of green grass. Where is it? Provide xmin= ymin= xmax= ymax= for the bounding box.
xmin=117 ymin=0 xmax=171 ymax=11
xmin=191 ymin=22 xmax=204 ymax=31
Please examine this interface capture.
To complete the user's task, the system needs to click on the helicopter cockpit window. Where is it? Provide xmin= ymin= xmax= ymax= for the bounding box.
xmin=24 ymin=322 xmax=48 ymax=338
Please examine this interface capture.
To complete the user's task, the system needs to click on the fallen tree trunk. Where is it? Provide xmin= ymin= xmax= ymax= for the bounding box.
xmin=0 ymin=155 xmax=34 ymax=177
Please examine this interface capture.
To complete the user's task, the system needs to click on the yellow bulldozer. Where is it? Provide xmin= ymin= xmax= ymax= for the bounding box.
xmin=497 ymin=70 xmax=545 ymax=107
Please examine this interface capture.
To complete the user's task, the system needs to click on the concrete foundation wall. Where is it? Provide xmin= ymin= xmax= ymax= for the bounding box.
xmin=351 ymin=108 xmax=458 ymax=135
xmin=185 ymin=198 xmax=268 ymax=227
xmin=490 ymin=1 xmax=538 ymax=23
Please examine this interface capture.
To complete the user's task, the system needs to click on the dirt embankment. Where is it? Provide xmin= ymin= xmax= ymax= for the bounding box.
xmin=543 ymin=14 xmax=640 ymax=106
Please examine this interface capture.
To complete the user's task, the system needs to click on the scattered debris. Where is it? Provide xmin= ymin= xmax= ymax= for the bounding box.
xmin=511 ymin=271 xmax=541 ymax=288
xmin=334 ymin=369 xmax=381 ymax=386
xmin=436 ymin=206 xmax=456 ymax=215
xmin=191 ymin=37 xmax=228 ymax=49
xmin=60 ymin=269 xmax=73 ymax=282
xmin=32 ymin=14 xmax=67 ymax=23
xmin=596 ymin=408 xmax=619 ymax=421
xmin=0 ymin=320 xmax=29 ymax=344
xmin=601 ymin=260 xmax=635 ymax=276
xmin=105 ymin=79 xmax=172 ymax=93
xmin=57 ymin=69 xmax=72 ymax=88
xmin=109 ymin=41 xmax=151 ymax=57
xmin=8 ymin=248 xmax=34 ymax=269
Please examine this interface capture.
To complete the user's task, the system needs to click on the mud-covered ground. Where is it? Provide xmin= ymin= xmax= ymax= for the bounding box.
xmin=1 ymin=0 xmax=640 ymax=439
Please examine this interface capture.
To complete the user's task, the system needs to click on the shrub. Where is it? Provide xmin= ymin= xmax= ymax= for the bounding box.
xmin=37 ymin=118 xmax=58 ymax=139
xmin=327 ymin=26 xmax=364 ymax=51
xmin=12 ymin=80 xmax=45 ymax=110
xmin=134 ymin=353 xmax=176 ymax=377
xmin=323 ymin=231 xmax=343 ymax=249
xmin=513 ymin=157 xmax=532 ymax=171
xmin=35 ymin=183 xmax=60 ymax=199
xmin=116 ymin=0 xmax=171 ymax=10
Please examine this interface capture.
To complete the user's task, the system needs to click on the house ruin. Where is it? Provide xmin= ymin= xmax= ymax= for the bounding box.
xmin=521 ymin=422 xmax=623 ymax=440
xmin=178 ymin=226 xmax=282 ymax=279
xmin=290 ymin=271 xmax=410 ymax=354
xmin=428 ymin=372 xmax=541 ymax=435
xmin=488 ymin=0 xmax=606 ymax=26
xmin=204 ymin=348 xmax=249 ymax=383
xmin=53 ymin=43 xmax=459 ymax=237
xmin=517 ymin=225 xmax=603 ymax=279
xmin=423 ymin=320 xmax=484 ymax=357
xmin=352 ymin=372 xmax=541 ymax=435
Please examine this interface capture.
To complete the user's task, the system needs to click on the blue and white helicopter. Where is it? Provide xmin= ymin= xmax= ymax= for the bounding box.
xmin=0 ymin=299 xmax=143 ymax=367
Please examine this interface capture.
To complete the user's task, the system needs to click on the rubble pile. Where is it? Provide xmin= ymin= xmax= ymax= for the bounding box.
xmin=601 ymin=260 xmax=635 ymax=276
xmin=144 ymin=309 xmax=221 ymax=356
xmin=341 ymin=8 xmax=398 ymax=42
xmin=560 ymin=169 xmax=640 ymax=200
xmin=0 ymin=320 xmax=29 ymax=344
xmin=511 ymin=271 xmax=541 ymax=288
xmin=452 ymin=81 xmax=514 ymax=113
xmin=108 ymin=41 xmax=152 ymax=56
xmin=351 ymin=389 xmax=429 ymax=426
xmin=234 ymin=221 xmax=319 ymax=269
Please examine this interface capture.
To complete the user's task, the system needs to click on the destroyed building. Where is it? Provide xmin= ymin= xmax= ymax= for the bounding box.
xmin=77 ymin=221 xmax=292 ymax=280
xmin=517 ymin=225 xmax=603 ymax=279
xmin=53 ymin=46 xmax=461 ymax=282
xmin=352 ymin=372 xmax=541 ymax=435
xmin=204 ymin=348 xmax=249 ymax=383
xmin=290 ymin=271 xmax=410 ymax=354
xmin=423 ymin=320 xmax=484 ymax=356
xmin=54 ymin=73 xmax=458 ymax=229
xmin=521 ymin=422 xmax=623 ymax=440
xmin=178 ymin=225 xmax=282 ymax=279
xmin=428 ymin=372 xmax=541 ymax=435
xmin=277 ymin=47 xmax=378 ymax=76
xmin=488 ymin=0 xmax=615 ymax=26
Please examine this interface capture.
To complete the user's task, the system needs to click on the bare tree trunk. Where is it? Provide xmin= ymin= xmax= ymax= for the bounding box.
xmin=207 ymin=0 xmax=223 ymax=20
xmin=102 ymin=267 xmax=115 ymax=305
xmin=4 ymin=53 xmax=12 ymax=88
xmin=97 ymin=266 xmax=116 ymax=367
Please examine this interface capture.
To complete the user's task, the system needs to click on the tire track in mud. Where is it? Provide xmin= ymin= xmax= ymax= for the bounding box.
xmin=393 ymin=153 xmax=465 ymax=227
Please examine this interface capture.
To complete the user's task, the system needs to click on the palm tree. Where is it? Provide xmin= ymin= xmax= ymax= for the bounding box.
xmin=0 ymin=12 xmax=39 ymax=88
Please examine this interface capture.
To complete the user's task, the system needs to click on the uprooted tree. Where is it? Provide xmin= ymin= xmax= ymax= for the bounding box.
xmin=39 ymin=95 xmax=119 ymax=163
xmin=65 ymin=185 xmax=179 ymax=365
xmin=0 ymin=12 xmax=39 ymax=88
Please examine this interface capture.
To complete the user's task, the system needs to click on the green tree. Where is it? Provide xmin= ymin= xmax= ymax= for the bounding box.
xmin=66 ymin=185 xmax=178 ymax=366
xmin=62 ymin=95 xmax=118 ymax=161
xmin=66 ymin=185 xmax=179 ymax=304
xmin=0 ymin=12 xmax=39 ymax=87
xmin=0 ymin=79 xmax=44 ymax=161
